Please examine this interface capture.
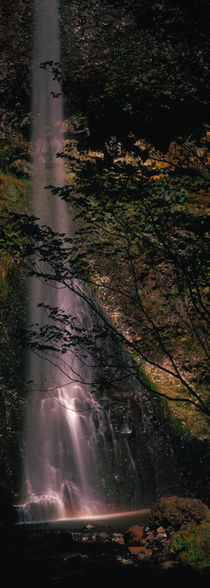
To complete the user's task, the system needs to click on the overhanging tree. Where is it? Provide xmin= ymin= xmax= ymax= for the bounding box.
xmin=57 ymin=146 xmax=209 ymax=415
xmin=1 ymin=143 xmax=209 ymax=416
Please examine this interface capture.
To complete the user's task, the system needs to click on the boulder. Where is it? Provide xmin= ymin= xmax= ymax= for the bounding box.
xmin=149 ymin=496 xmax=209 ymax=531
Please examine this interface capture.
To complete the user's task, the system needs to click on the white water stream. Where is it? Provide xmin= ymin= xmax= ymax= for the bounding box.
xmin=17 ymin=0 xmax=181 ymax=523
xmin=18 ymin=0 xmax=137 ymax=522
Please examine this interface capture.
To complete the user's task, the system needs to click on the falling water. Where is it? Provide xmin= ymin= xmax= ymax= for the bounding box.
xmin=17 ymin=0 xmax=183 ymax=522
xmin=17 ymin=0 xmax=138 ymax=522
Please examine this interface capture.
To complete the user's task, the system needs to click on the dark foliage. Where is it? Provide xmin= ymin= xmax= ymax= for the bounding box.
xmin=59 ymin=0 xmax=210 ymax=149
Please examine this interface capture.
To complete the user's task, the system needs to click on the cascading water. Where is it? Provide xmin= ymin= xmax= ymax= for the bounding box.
xmin=18 ymin=0 xmax=93 ymax=520
xmin=18 ymin=0 xmax=183 ymax=522
xmin=18 ymin=0 xmax=139 ymax=522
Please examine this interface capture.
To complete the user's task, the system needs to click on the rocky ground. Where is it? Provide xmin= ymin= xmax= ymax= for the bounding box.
xmin=1 ymin=514 xmax=209 ymax=588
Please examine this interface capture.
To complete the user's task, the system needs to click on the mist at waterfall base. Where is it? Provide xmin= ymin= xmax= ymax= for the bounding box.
xmin=17 ymin=0 xmax=181 ymax=524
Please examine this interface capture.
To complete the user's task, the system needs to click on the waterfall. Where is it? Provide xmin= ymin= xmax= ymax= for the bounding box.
xmin=17 ymin=0 xmax=183 ymax=523
xmin=17 ymin=0 xmax=138 ymax=522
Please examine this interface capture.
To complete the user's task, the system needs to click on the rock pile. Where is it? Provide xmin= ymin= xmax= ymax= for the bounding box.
xmin=1 ymin=497 xmax=209 ymax=587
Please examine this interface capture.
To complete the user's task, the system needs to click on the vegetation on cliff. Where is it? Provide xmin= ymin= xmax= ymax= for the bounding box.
xmin=0 ymin=0 xmax=209 ymax=502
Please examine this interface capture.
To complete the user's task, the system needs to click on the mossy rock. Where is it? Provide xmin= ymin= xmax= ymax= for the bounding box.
xmin=169 ymin=519 xmax=210 ymax=571
xmin=149 ymin=496 xmax=209 ymax=530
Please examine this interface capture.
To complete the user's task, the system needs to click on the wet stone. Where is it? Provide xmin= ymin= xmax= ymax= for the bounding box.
xmin=137 ymin=548 xmax=152 ymax=561
xmin=116 ymin=556 xmax=134 ymax=566
xmin=124 ymin=525 xmax=144 ymax=546
xmin=63 ymin=552 xmax=88 ymax=564
xmin=157 ymin=526 xmax=166 ymax=535
xmin=161 ymin=560 xmax=178 ymax=570
xmin=112 ymin=534 xmax=124 ymax=545
xmin=155 ymin=533 xmax=167 ymax=543
xmin=127 ymin=546 xmax=144 ymax=555
xmin=98 ymin=532 xmax=110 ymax=541
xmin=143 ymin=531 xmax=155 ymax=544
xmin=85 ymin=524 xmax=95 ymax=530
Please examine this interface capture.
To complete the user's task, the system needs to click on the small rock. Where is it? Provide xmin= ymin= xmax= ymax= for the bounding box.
xmin=127 ymin=546 xmax=144 ymax=555
xmin=161 ymin=560 xmax=178 ymax=570
xmin=63 ymin=553 xmax=88 ymax=564
xmin=157 ymin=526 xmax=167 ymax=535
xmin=98 ymin=531 xmax=110 ymax=541
xmin=140 ymin=538 xmax=148 ymax=546
xmin=112 ymin=535 xmax=125 ymax=545
xmin=145 ymin=531 xmax=155 ymax=543
xmin=137 ymin=548 xmax=152 ymax=561
xmin=116 ymin=556 xmax=134 ymax=566
xmin=91 ymin=534 xmax=97 ymax=541
xmin=124 ymin=525 xmax=143 ymax=546
xmin=156 ymin=533 xmax=167 ymax=543
xmin=85 ymin=524 xmax=94 ymax=530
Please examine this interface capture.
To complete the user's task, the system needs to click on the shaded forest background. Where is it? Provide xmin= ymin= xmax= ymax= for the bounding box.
xmin=0 ymin=0 xmax=209 ymax=505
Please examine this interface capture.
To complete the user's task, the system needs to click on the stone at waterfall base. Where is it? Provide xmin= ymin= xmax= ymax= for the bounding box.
xmin=2 ymin=497 xmax=209 ymax=587
xmin=124 ymin=524 xmax=144 ymax=546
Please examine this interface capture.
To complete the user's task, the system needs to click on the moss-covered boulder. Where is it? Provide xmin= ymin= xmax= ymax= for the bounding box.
xmin=169 ymin=519 xmax=210 ymax=571
xmin=149 ymin=496 xmax=209 ymax=531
